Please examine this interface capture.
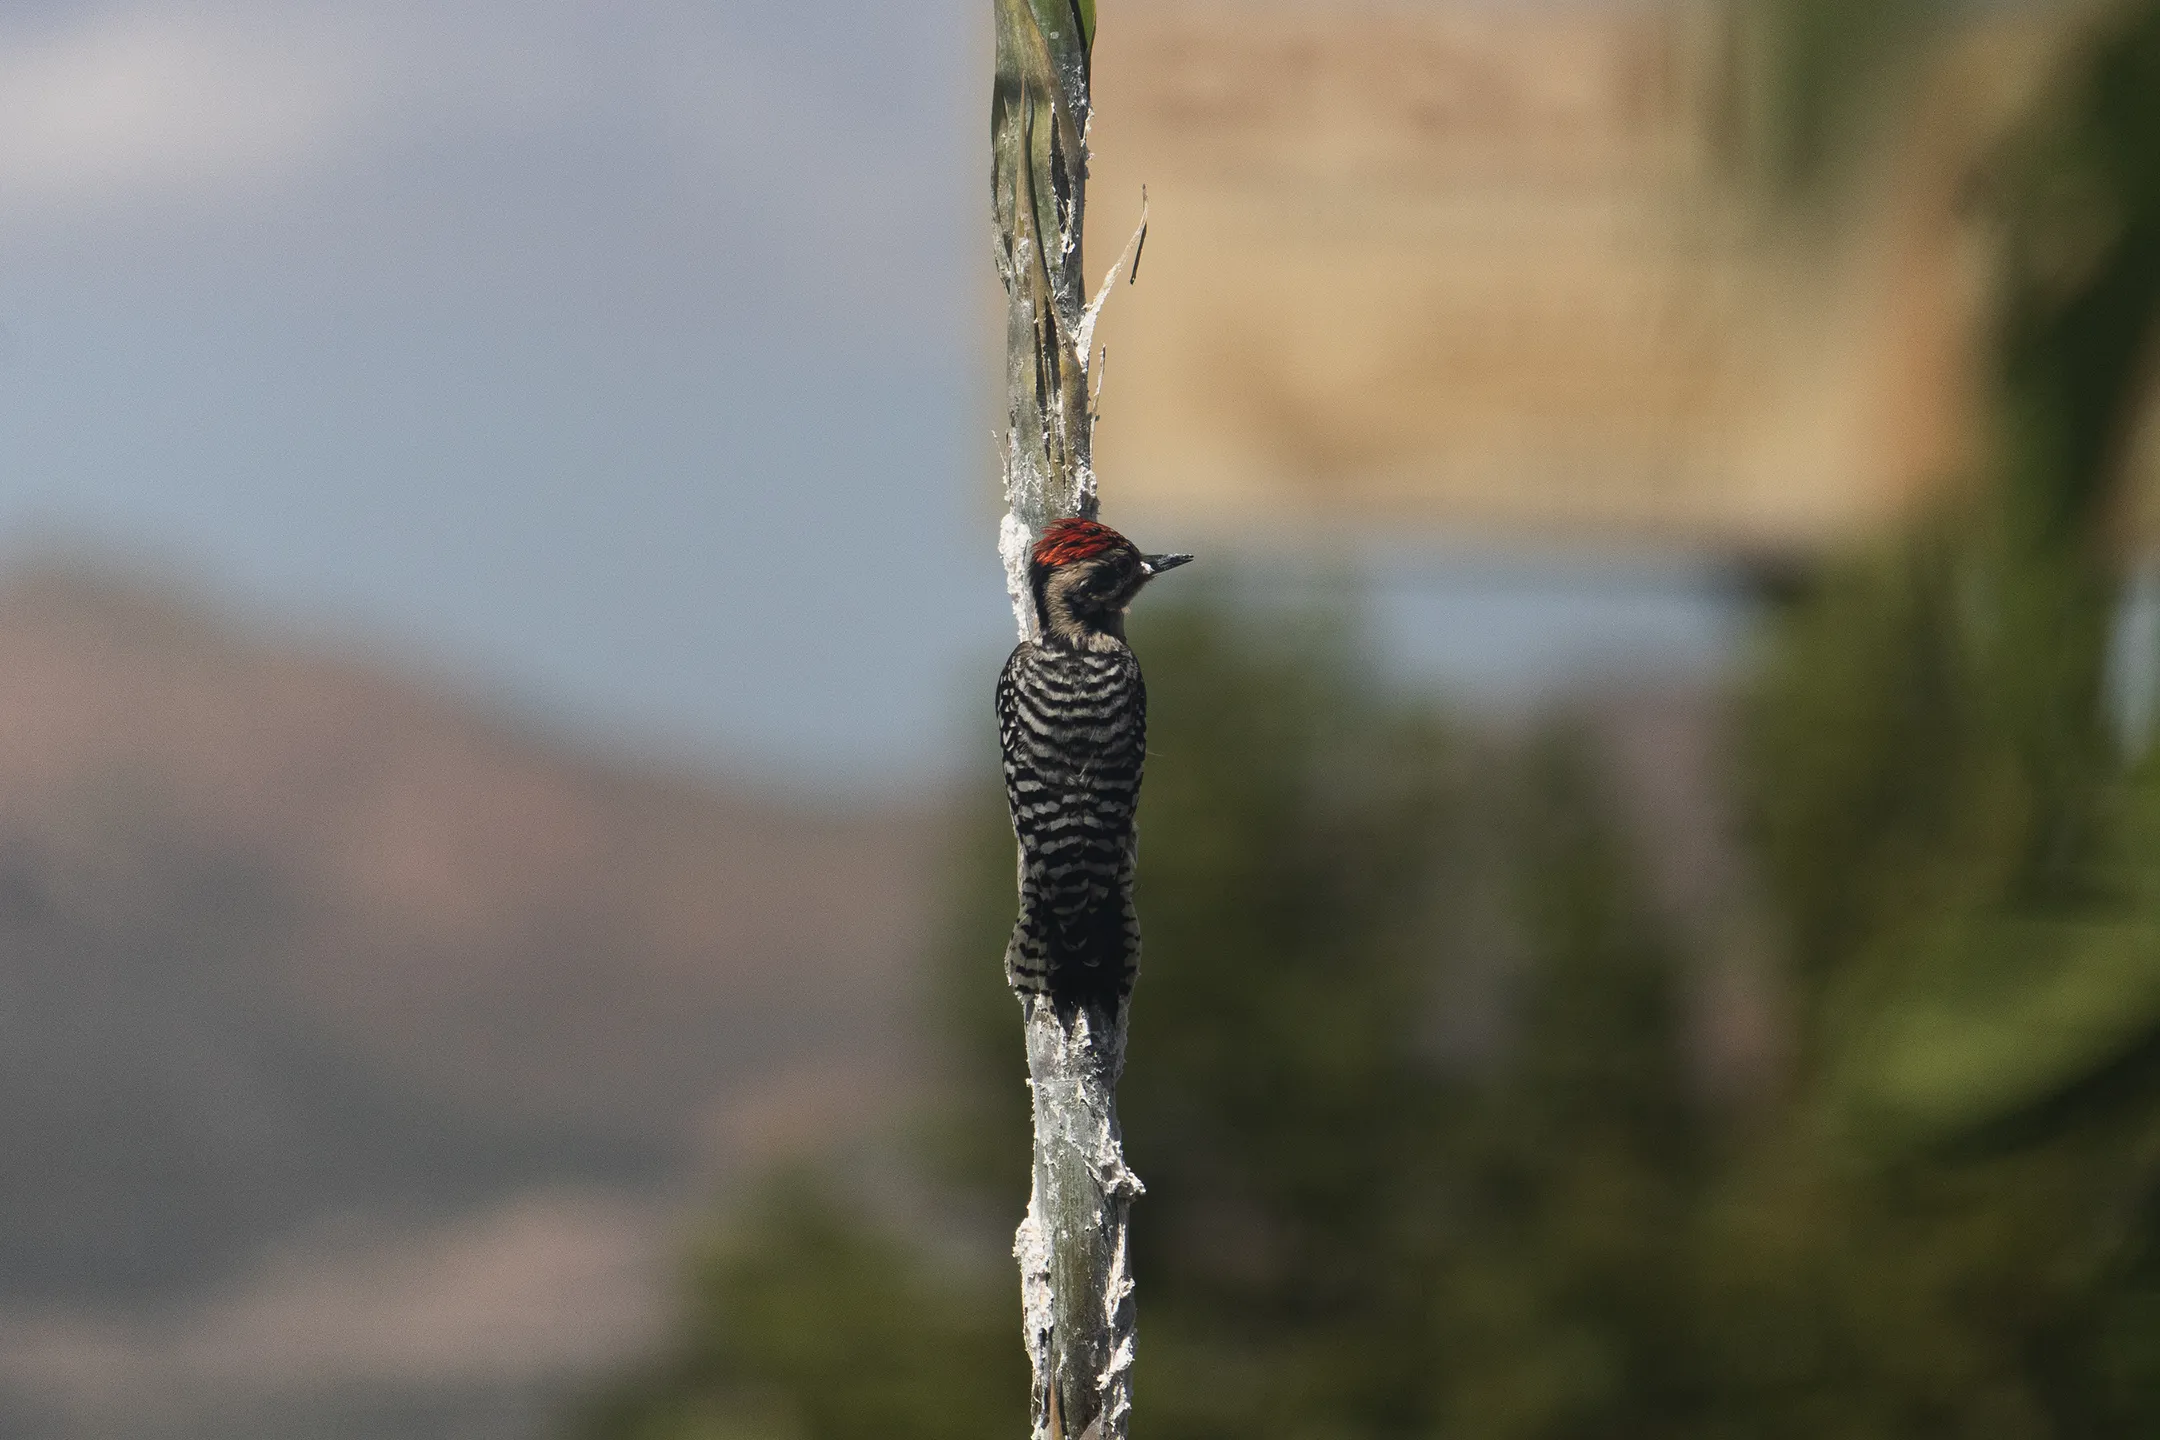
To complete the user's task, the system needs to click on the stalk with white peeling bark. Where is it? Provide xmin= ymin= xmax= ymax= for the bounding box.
xmin=989 ymin=3 xmax=1153 ymax=1437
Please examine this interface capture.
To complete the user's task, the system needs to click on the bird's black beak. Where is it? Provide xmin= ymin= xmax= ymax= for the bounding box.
xmin=1141 ymin=553 xmax=1195 ymax=578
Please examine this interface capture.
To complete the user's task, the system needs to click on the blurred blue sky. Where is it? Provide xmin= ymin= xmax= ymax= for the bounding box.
xmin=0 ymin=0 xmax=1739 ymax=794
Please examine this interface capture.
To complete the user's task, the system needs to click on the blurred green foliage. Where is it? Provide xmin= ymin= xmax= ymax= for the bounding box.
xmin=575 ymin=5 xmax=2160 ymax=1437
xmin=578 ymin=596 xmax=1716 ymax=1440
xmin=576 ymin=1174 xmax=1023 ymax=1440
xmin=1750 ymin=0 xmax=1953 ymax=193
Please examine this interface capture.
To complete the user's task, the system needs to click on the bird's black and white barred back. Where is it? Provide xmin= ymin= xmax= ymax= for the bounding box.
xmin=999 ymin=518 xmax=1192 ymax=1012
xmin=999 ymin=643 xmax=1147 ymax=1007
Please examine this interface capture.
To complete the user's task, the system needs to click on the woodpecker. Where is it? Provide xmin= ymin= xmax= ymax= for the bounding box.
xmin=998 ymin=517 xmax=1193 ymax=1012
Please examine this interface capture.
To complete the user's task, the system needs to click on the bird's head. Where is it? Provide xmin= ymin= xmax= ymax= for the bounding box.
xmin=1029 ymin=517 xmax=1194 ymax=647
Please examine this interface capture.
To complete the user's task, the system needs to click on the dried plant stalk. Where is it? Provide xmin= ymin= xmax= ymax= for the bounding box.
xmin=989 ymin=3 xmax=1145 ymax=1438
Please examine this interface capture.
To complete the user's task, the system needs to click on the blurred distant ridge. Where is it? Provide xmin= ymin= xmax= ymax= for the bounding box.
xmin=0 ymin=561 xmax=937 ymax=1437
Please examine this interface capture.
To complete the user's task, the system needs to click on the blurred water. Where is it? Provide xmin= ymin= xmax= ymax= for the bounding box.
xmin=1362 ymin=546 xmax=1751 ymax=707
xmin=2111 ymin=566 xmax=2160 ymax=755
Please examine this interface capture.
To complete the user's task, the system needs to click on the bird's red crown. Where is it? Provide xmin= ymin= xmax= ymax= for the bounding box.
xmin=1031 ymin=518 xmax=1132 ymax=569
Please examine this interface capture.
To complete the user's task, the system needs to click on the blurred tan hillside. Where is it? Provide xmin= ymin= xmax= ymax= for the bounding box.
xmin=1085 ymin=0 xmax=2062 ymax=551
xmin=0 ymin=564 xmax=938 ymax=1306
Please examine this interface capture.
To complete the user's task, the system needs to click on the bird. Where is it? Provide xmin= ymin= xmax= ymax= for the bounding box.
xmin=998 ymin=517 xmax=1193 ymax=1013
